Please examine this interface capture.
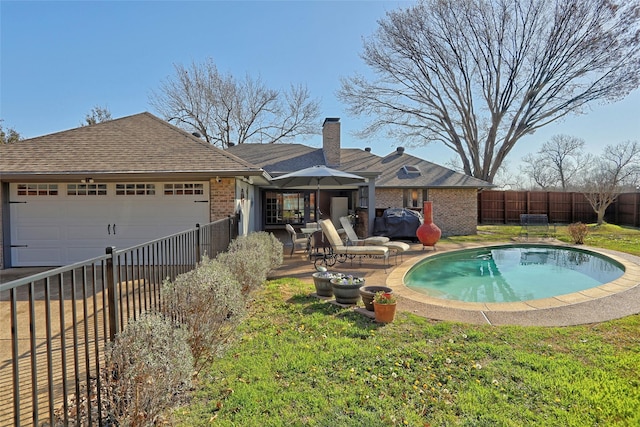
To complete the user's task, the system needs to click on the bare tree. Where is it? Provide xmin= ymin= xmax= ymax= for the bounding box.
xmin=82 ymin=106 xmax=112 ymax=126
xmin=520 ymin=135 xmax=591 ymax=190
xmin=520 ymin=153 xmax=556 ymax=189
xmin=149 ymin=58 xmax=321 ymax=148
xmin=0 ymin=120 xmax=22 ymax=144
xmin=491 ymin=161 xmax=526 ymax=190
xmin=339 ymin=0 xmax=640 ymax=183
xmin=582 ymin=141 xmax=640 ymax=225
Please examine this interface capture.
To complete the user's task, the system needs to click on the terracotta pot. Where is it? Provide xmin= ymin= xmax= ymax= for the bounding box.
xmin=416 ymin=201 xmax=441 ymax=247
xmin=373 ymin=301 xmax=397 ymax=323
xmin=331 ymin=278 xmax=364 ymax=304
xmin=360 ymin=286 xmax=393 ymax=311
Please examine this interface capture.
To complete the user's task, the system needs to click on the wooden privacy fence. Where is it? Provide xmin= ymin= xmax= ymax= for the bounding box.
xmin=478 ymin=191 xmax=640 ymax=227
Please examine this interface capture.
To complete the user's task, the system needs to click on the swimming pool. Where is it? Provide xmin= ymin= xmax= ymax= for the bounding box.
xmin=404 ymin=244 xmax=625 ymax=303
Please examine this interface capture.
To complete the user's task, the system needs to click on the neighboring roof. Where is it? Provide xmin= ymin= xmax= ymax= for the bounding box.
xmin=0 ymin=112 xmax=264 ymax=179
xmin=374 ymin=149 xmax=493 ymax=188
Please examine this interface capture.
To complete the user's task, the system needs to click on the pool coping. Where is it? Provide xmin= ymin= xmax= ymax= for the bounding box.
xmin=387 ymin=241 xmax=640 ymax=326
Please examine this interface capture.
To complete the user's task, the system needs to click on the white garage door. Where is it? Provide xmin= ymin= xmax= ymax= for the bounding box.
xmin=9 ymin=182 xmax=210 ymax=267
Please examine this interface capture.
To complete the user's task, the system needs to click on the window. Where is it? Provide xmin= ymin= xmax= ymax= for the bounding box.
xmin=402 ymin=165 xmax=421 ymax=175
xmin=17 ymin=183 xmax=58 ymax=196
xmin=163 ymin=183 xmax=204 ymax=195
xmin=67 ymin=183 xmax=107 ymax=196
xmin=403 ymin=188 xmax=420 ymax=208
xmin=116 ymin=183 xmax=156 ymax=195
xmin=358 ymin=186 xmax=368 ymax=208
xmin=265 ymin=191 xmax=313 ymax=225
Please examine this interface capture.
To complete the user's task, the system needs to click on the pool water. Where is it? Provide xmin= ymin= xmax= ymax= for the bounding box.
xmin=404 ymin=245 xmax=625 ymax=303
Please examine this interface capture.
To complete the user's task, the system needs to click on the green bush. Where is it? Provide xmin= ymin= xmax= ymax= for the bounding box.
xmin=162 ymin=258 xmax=246 ymax=373
xmin=567 ymin=222 xmax=589 ymax=244
xmin=102 ymin=313 xmax=193 ymax=426
xmin=216 ymin=231 xmax=283 ymax=296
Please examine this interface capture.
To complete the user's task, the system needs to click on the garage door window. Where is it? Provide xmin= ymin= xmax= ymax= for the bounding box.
xmin=17 ymin=183 xmax=59 ymax=196
xmin=164 ymin=183 xmax=204 ymax=195
xmin=67 ymin=184 xmax=107 ymax=196
xmin=116 ymin=183 xmax=156 ymax=195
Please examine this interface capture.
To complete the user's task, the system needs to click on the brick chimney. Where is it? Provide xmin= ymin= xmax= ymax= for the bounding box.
xmin=322 ymin=117 xmax=340 ymax=167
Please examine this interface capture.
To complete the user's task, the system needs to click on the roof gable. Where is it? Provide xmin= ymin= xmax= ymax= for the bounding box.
xmin=0 ymin=112 xmax=261 ymax=176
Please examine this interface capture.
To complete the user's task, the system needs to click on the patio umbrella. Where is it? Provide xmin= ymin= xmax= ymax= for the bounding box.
xmin=271 ymin=165 xmax=365 ymax=222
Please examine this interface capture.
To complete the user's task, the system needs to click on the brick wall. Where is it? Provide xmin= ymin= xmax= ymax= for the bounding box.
xmin=429 ymin=188 xmax=478 ymax=236
xmin=375 ymin=187 xmax=478 ymax=236
xmin=322 ymin=118 xmax=341 ymax=167
xmin=355 ymin=208 xmax=369 ymax=237
xmin=210 ymin=178 xmax=236 ymax=221
xmin=375 ymin=188 xmax=404 ymax=210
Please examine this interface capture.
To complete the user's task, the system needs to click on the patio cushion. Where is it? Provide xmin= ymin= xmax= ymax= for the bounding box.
xmin=383 ymin=241 xmax=411 ymax=253
xmin=339 ymin=216 xmax=390 ymax=245
xmin=320 ymin=220 xmax=389 ymax=258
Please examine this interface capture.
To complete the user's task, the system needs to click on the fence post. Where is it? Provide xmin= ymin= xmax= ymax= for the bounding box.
xmin=503 ymin=191 xmax=508 ymax=224
xmin=636 ymin=193 xmax=640 ymax=227
xmin=105 ymin=246 xmax=120 ymax=342
xmin=195 ymin=223 xmax=201 ymax=264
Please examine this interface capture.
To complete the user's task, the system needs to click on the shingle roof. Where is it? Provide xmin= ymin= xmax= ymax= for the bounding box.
xmin=373 ymin=150 xmax=493 ymax=188
xmin=226 ymin=143 xmax=385 ymax=178
xmin=227 ymin=142 xmax=492 ymax=188
xmin=226 ymin=143 xmax=322 ymax=174
xmin=0 ymin=112 xmax=262 ymax=177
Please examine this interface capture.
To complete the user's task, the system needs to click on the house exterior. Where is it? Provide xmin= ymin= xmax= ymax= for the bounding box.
xmin=226 ymin=118 xmax=382 ymax=235
xmin=228 ymin=118 xmax=493 ymax=238
xmin=359 ymin=147 xmax=492 ymax=236
xmin=0 ymin=113 xmax=269 ymax=268
xmin=1 ymin=113 xmax=491 ymax=269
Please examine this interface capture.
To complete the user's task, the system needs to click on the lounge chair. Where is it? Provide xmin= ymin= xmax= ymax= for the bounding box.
xmin=339 ymin=216 xmax=410 ymax=264
xmin=319 ymin=219 xmax=389 ymax=271
xmin=285 ymin=223 xmax=308 ymax=257
xmin=339 ymin=216 xmax=390 ymax=246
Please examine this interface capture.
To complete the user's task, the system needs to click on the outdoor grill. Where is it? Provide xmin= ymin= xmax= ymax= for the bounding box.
xmin=374 ymin=208 xmax=423 ymax=240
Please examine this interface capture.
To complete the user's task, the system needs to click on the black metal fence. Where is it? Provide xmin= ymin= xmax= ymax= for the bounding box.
xmin=0 ymin=216 xmax=238 ymax=426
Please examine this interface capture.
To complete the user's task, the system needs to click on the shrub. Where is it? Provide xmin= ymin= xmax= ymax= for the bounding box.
xmin=102 ymin=313 xmax=193 ymax=426
xmin=162 ymin=258 xmax=246 ymax=373
xmin=216 ymin=231 xmax=283 ymax=296
xmin=567 ymin=222 xmax=589 ymax=244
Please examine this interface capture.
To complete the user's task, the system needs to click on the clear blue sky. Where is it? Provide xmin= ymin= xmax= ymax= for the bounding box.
xmin=2 ymin=0 xmax=638 ymax=171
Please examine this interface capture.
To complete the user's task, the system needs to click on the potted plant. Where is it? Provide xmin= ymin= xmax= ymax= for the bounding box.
xmin=373 ymin=291 xmax=397 ymax=323
xmin=312 ymin=270 xmax=345 ymax=297
xmin=330 ymin=275 xmax=365 ymax=304
xmin=359 ymin=286 xmax=393 ymax=311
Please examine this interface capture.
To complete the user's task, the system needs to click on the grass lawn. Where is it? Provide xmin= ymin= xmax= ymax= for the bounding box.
xmin=176 ymin=225 xmax=640 ymax=426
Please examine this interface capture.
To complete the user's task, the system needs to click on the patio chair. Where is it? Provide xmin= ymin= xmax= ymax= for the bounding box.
xmin=339 ymin=216 xmax=390 ymax=246
xmin=319 ymin=219 xmax=389 ymax=271
xmin=339 ymin=216 xmax=410 ymax=264
xmin=285 ymin=223 xmax=308 ymax=257
xmin=308 ymin=229 xmax=334 ymax=266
